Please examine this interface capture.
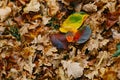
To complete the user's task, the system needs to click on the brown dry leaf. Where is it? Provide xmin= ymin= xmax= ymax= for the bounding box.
xmin=0 ymin=0 xmax=120 ymax=80
xmin=0 ymin=7 xmax=11 ymax=22
xmin=82 ymin=3 xmax=97 ymax=12
xmin=117 ymin=70 xmax=120 ymax=79
xmin=105 ymin=11 xmax=120 ymax=29
xmin=23 ymin=0 xmax=40 ymax=13
xmin=103 ymin=71 xmax=117 ymax=80
xmin=111 ymin=29 xmax=120 ymax=39
xmin=61 ymin=60 xmax=84 ymax=78
xmin=46 ymin=0 xmax=59 ymax=16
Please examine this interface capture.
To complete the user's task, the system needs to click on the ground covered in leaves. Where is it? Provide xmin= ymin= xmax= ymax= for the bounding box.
xmin=0 ymin=0 xmax=120 ymax=80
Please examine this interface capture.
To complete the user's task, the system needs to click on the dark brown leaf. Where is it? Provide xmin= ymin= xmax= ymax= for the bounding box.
xmin=106 ymin=11 xmax=120 ymax=29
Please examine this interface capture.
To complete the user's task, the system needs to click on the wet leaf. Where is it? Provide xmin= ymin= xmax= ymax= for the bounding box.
xmin=50 ymin=34 xmax=68 ymax=49
xmin=59 ymin=12 xmax=88 ymax=33
xmin=76 ymin=26 xmax=91 ymax=44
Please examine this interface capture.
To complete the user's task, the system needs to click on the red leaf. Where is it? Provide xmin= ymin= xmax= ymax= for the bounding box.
xmin=106 ymin=11 xmax=120 ymax=29
xmin=74 ymin=30 xmax=84 ymax=42
xmin=106 ymin=20 xmax=118 ymax=29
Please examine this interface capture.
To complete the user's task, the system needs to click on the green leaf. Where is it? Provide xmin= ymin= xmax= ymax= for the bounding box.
xmin=112 ymin=49 xmax=120 ymax=57
xmin=68 ymin=15 xmax=82 ymax=23
xmin=10 ymin=26 xmax=21 ymax=41
xmin=113 ymin=43 xmax=120 ymax=57
xmin=117 ymin=43 xmax=120 ymax=49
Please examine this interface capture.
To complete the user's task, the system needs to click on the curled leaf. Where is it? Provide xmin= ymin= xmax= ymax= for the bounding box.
xmin=50 ymin=34 xmax=68 ymax=49
xmin=76 ymin=26 xmax=91 ymax=44
xmin=59 ymin=12 xmax=88 ymax=33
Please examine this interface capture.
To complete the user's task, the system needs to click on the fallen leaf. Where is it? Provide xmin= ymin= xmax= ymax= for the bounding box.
xmin=61 ymin=60 xmax=84 ymax=78
xmin=73 ymin=26 xmax=85 ymax=42
xmin=66 ymin=32 xmax=74 ymax=42
xmin=111 ymin=29 xmax=120 ymax=39
xmin=50 ymin=33 xmax=68 ymax=49
xmin=77 ymin=26 xmax=91 ymax=44
xmin=0 ymin=7 xmax=11 ymax=22
xmin=117 ymin=43 xmax=120 ymax=49
xmin=23 ymin=0 xmax=40 ymax=13
xmin=103 ymin=71 xmax=117 ymax=80
xmin=113 ymin=49 xmax=120 ymax=57
xmin=106 ymin=11 xmax=120 ymax=29
xmin=59 ymin=12 xmax=89 ymax=33
xmin=65 ymin=25 xmax=91 ymax=44
xmin=113 ymin=43 xmax=120 ymax=57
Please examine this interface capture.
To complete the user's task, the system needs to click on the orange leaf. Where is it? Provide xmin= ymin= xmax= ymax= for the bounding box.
xmin=66 ymin=32 xmax=74 ymax=42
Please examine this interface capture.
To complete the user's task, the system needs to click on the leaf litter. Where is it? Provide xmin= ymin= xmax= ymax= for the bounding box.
xmin=0 ymin=0 xmax=120 ymax=80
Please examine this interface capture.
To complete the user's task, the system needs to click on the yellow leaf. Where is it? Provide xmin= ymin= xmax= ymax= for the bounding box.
xmin=59 ymin=12 xmax=88 ymax=33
